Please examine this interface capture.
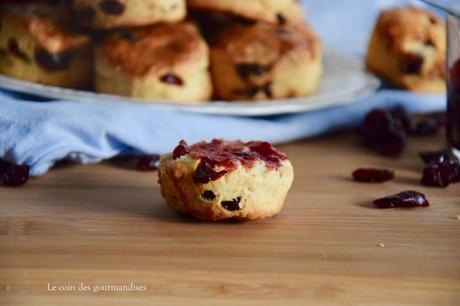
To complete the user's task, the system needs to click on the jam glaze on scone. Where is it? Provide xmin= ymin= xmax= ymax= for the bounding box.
xmin=366 ymin=6 xmax=446 ymax=93
xmin=0 ymin=3 xmax=92 ymax=89
xmin=158 ymin=139 xmax=294 ymax=221
xmin=95 ymin=22 xmax=212 ymax=103
xmin=210 ymin=21 xmax=322 ymax=101
xmin=187 ymin=0 xmax=304 ymax=25
xmin=71 ymin=0 xmax=186 ymax=29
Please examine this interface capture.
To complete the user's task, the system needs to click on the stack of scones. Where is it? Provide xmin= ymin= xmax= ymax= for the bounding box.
xmin=0 ymin=0 xmax=323 ymax=103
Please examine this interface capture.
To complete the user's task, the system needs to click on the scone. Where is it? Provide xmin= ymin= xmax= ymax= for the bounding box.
xmin=210 ymin=21 xmax=322 ymax=101
xmin=158 ymin=139 xmax=294 ymax=221
xmin=187 ymin=0 xmax=304 ymax=25
xmin=95 ymin=22 xmax=212 ymax=103
xmin=71 ymin=0 xmax=186 ymax=29
xmin=366 ymin=5 xmax=446 ymax=93
xmin=0 ymin=3 xmax=92 ymax=89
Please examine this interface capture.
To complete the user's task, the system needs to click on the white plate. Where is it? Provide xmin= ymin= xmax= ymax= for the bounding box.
xmin=0 ymin=50 xmax=380 ymax=116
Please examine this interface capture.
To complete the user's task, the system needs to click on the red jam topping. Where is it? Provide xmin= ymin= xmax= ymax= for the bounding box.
xmin=172 ymin=139 xmax=287 ymax=184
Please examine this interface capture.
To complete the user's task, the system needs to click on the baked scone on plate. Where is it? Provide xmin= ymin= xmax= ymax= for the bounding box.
xmin=71 ymin=0 xmax=186 ymax=29
xmin=210 ymin=21 xmax=322 ymax=101
xmin=187 ymin=0 xmax=304 ymax=25
xmin=158 ymin=139 xmax=294 ymax=221
xmin=366 ymin=5 xmax=446 ymax=93
xmin=95 ymin=22 xmax=212 ymax=103
xmin=0 ymin=3 xmax=92 ymax=89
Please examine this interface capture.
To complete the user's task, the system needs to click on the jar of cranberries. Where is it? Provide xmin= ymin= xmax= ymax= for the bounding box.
xmin=447 ymin=14 xmax=460 ymax=157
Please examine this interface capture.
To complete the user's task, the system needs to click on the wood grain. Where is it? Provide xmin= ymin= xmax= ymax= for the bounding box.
xmin=1 ymin=133 xmax=459 ymax=306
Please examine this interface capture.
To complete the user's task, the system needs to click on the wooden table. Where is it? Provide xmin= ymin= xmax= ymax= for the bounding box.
xmin=1 ymin=133 xmax=459 ymax=306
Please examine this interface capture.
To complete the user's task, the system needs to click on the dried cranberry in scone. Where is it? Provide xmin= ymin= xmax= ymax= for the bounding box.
xmin=158 ymin=139 xmax=294 ymax=221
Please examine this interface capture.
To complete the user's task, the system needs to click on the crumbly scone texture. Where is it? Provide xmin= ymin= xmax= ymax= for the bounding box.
xmin=366 ymin=5 xmax=446 ymax=93
xmin=158 ymin=154 xmax=294 ymax=221
xmin=71 ymin=0 xmax=186 ymax=29
xmin=0 ymin=3 xmax=92 ymax=88
xmin=187 ymin=0 xmax=304 ymax=24
xmin=210 ymin=21 xmax=322 ymax=101
xmin=95 ymin=22 xmax=212 ymax=102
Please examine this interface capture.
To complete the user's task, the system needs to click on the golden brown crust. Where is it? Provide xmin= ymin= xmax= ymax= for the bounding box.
xmin=98 ymin=22 xmax=208 ymax=76
xmin=209 ymin=21 xmax=322 ymax=100
xmin=187 ymin=0 xmax=304 ymax=25
xmin=0 ymin=3 xmax=89 ymax=53
xmin=71 ymin=0 xmax=186 ymax=29
xmin=376 ymin=6 xmax=446 ymax=77
xmin=215 ymin=22 xmax=321 ymax=65
xmin=365 ymin=5 xmax=446 ymax=93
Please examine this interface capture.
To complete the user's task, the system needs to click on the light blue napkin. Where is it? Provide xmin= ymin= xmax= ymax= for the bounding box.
xmin=0 ymin=0 xmax=447 ymax=176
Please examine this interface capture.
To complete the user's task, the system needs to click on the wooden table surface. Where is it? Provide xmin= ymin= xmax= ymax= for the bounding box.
xmin=1 ymin=133 xmax=459 ymax=306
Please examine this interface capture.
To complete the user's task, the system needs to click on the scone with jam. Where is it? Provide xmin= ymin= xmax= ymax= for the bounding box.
xmin=0 ymin=3 xmax=92 ymax=89
xmin=95 ymin=22 xmax=212 ymax=103
xmin=158 ymin=139 xmax=294 ymax=221
xmin=366 ymin=6 xmax=446 ymax=93
xmin=71 ymin=0 xmax=186 ymax=29
xmin=187 ymin=0 xmax=304 ymax=25
xmin=210 ymin=21 xmax=322 ymax=101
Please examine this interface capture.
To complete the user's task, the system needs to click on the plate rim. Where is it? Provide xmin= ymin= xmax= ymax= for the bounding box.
xmin=0 ymin=50 xmax=380 ymax=116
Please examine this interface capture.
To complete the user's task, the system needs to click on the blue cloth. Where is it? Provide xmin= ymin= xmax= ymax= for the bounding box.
xmin=0 ymin=0 xmax=447 ymax=176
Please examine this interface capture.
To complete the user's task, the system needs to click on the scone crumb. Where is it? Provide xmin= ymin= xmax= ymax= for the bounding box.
xmin=455 ymin=215 xmax=460 ymax=220
xmin=322 ymin=254 xmax=328 ymax=259
xmin=377 ymin=243 xmax=385 ymax=248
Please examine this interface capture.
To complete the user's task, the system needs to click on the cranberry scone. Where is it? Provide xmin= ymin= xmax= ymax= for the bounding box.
xmin=187 ymin=0 xmax=304 ymax=25
xmin=0 ymin=3 xmax=92 ymax=88
xmin=158 ymin=139 xmax=294 ymax=221
xmin=210 ymin=21 xmax=322 ymax=101
xmin=70 ymin=0 xmax=186 ymax=29
xmin=95 ymin=22 xmax=212 ymax=103
xmin=366 ymin=5 xmax=446 ymax=93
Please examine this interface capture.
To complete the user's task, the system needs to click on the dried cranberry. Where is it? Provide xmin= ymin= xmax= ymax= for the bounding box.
xmin=173 ymin=140 xmax=189 ymax=159
xmin=202 ymin=190 xmax=216 ymax=201
xmin=7 ymin=38 xmax=29 ymax=62
xmin=419 ymin=150 xmax=459 ymax=165
xmin=137 ymin=154 xmax=160 ymax=171
xmin=425 ymin=38 xmax=435 ymax=48
xmin=401 ymin=54 xmax=424 ymax=74
xmin=373 ymin=191 xmax=429 ymax=209
xmin=359 ymin=109 xmax=406 ymax=155
xmin=0 ymin=159 xmax=29 ymax=187
xmin=236 ymin=63 xmax=267 ymax=78
xmin=99 ymin=0 xmax=125 ymax=15
xmin=77 ymin=7 xmax=96 ymax=24
xmin=421 ymin=162 xmax=460 ymax=188
xmin=236 ymin=86 xmax=260 ymax=97
xmin=431 ymin=113 xmax=447 ymax=128
xmin=390 ymin=106 xmax=413 ymax=133
xmin=160 ymin=73 xmax=184 ymax=86
xmin=34 ymin=48 xmax=74 ymax=71
xmin=352 ymin=168 xmax=395 ymax=183
xmin=414 ymin=118 xmax=438 ymax=136
xmin=193 ymin=158 xmax=227 ymax=184
xmin=276 ymin=13 xmax=287 ymax=25
xmin=262 ymin=82 xmax=273 ymax=98
xmin=221 ymin=197 xmax=242 ymax=211
xmin=429 ymin=16 xmax=438 ymax=25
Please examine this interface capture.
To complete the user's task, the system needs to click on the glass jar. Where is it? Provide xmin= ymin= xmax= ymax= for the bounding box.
xmin=447 ymin=14 xmax=460 ymax=157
